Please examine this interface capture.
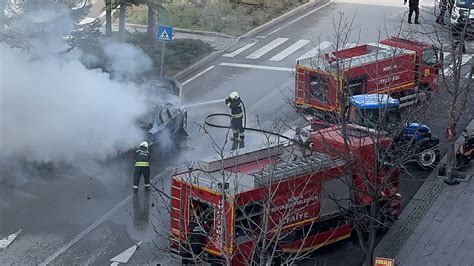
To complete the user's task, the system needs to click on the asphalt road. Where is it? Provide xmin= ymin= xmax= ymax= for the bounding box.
xmin=1 ymin=0 xmax=473 ymax=265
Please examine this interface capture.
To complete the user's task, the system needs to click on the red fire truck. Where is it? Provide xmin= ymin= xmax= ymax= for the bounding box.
xmin=169 ymin=126 xmax=401 ymax=265
xmin=295 ymin=37 xmax=441 ymax=114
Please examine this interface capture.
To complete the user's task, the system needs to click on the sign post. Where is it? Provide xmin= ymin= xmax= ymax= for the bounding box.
xmin=156 ymin=25 xmax=173 ymax=77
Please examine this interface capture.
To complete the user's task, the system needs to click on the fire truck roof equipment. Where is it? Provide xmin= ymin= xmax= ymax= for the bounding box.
xmin=297 ymin=43 xmax=414 ymax=73
xmin=172 ymin=143 xmax=346 ymax=195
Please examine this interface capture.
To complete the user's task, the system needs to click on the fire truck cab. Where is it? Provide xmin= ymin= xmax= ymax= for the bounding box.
xmin=295 ymin=37 xmax=440 ymax=114
xmin=169 ymin=136 xmax=400 ymax=264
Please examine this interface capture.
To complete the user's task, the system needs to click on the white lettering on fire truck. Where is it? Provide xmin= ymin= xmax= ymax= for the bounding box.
xmin=283 ymin=211 xmax=310 ymax=224
xmin=270 ymin=195 xmax=319 ymax=213
xmin=383 ymin=65 xmax=397 ymax=72
xmin=378 ymin=75 xmax=399 ymax=85
xmin=215 ymin=201 xmax=223 ymax=245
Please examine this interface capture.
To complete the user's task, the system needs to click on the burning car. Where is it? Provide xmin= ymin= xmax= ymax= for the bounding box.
xmin=137 ymin=78 xmax=187 ymax=146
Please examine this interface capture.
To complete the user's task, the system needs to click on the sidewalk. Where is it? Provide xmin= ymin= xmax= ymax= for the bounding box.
xmin=375 ymin=120 xmax=474 ymax=265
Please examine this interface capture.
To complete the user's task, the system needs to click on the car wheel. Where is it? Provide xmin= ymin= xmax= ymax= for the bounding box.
xmin=417 ymin=146 xmax=440 ymax=170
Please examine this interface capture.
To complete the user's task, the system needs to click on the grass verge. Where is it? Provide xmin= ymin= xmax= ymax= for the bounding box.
xmin=127 ymin=0 xmax=310 ymax=36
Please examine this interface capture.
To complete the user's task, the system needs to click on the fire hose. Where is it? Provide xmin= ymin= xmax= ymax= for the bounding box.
xmin=203 ymin=100 xmax=293 ymax=141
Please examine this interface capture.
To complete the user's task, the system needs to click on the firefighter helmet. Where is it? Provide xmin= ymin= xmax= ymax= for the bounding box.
xmin=229 ymin=91 xmax=239 ymax=100
xmin=140 ymin=141 xmax=149 ymax=149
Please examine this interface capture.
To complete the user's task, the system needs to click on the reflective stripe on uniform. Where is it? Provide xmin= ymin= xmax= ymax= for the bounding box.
xmin=232 ymin=112 xmax=244 ymax=119
xmin=144 ymin=183 xmax=150 ymax=187
xmin=135 ymin=162 xmax=150 ymax=167
xmin=133 ymin=185 xmax=139 ymax=189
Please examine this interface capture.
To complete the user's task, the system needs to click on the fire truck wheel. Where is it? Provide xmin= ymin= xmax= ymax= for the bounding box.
xmin=417 ymin=147 xmax=440 ymax=170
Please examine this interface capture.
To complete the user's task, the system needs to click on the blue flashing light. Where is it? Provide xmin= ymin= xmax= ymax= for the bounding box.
xmin=349 ymin=94 xmax=400 ymax=110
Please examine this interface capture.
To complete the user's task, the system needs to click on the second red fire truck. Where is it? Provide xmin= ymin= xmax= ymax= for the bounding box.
xmin=295 ymin=37 xmax=441 ymax=114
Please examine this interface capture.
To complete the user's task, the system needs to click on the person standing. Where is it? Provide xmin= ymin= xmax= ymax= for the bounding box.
xmin=404 ymin=0 xmax=420 ymax=24
xmin=436 ymin=0 xmax=447 ymax=25
xmin=133 ymin=141 xmax=151 ymax=193
xmin=225 ymin=91 xmax=245 ymax=142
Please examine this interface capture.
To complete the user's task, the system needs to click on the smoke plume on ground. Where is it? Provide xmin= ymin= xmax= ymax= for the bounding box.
xmin=0 ymin=9 xmax=155 ymax=163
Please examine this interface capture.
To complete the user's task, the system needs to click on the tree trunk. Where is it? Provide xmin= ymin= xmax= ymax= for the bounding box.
xmin=105 ymin=0 xmax=112 ymax=36
xmin=366 ymin=202 xmax=377 ymax=266
xmin=0 ymin=0 xmax=6 ymax=33
xmin=147 ymin=1 xmax=157 ymax=46
xmin=445 ymin=42 xmax=464 ymax=184
xmin=118 ymin=0 xmax=126 ymax=41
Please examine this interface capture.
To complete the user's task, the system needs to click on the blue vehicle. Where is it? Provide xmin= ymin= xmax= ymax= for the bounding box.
xmin=347 ymin=94 xmax=440 ymax=170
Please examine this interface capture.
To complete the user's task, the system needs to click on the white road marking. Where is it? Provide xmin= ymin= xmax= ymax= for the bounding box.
xmin=110 ymin=241 xmax=142 ymax=263
xmin=223 ymin=42 xmax=256 ymax=58
xmin=296 ymin=41 xmax=332 ymax=61
xmin=246 ymin=38 xmax=289 ymax=59
xmin=219 ymin=62 xmax=293 ymax=72
xmin=443 ymin=54 xmax=472 ymax=76
xmin=0 ymin=229 xmax=22 ymax=249
xmin=269 ymin=39 xmax=311 ymax=61
xmin=40 ymin=193 xmax=137 ymax=265
xmin=266 ymin=1 xmax=333 ymax=36
xmin=79 ymin=17 xmax=96 ymax=25
xmin=182 ymin=66 xmax=215 ymax=86
xmin=443 ymin=51 xmax=451 ymax=59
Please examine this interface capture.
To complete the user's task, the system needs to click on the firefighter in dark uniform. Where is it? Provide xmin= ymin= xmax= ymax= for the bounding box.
xmin=436 ymin=0 xmax=447 ymax=25
xmin=225 ymin=91 xmax=245 ymax=147
xmin=404 ymin=0 xmax=420 ymax=24
xmin=133 ymin=141 xmax=151 ymax=193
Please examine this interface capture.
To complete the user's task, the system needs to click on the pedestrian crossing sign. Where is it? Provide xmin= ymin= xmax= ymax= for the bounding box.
xmin=156 ymin=25 xmax=173 ymax=42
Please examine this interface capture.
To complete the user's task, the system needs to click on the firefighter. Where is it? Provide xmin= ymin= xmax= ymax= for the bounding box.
xmin=225 ymin=91 xmax=245 ymax=142
xmin=436 ymin=0 xmax=447 ymax=25
xmin=182 ymin=213 xmax=206 ymax=265
xmin=404 ymin=0 xmax=420 ymax=24
xmin=133 ymin=141 xmax=151 ymax=193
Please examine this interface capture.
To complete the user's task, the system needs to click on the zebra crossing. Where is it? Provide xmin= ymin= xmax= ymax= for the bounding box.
xmin=220 ymin=37 xmax=473 ymax=78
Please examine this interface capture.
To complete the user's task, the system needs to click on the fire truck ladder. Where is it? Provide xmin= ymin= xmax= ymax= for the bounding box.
xmin=254 ymin=153 xmax=344 ymax=185
xmin=170 ymin=179 xmax=184 ymax=255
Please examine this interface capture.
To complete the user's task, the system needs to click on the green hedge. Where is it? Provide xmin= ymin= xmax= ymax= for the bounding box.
xmin=125 ymin=32 xmax=215 ymax=77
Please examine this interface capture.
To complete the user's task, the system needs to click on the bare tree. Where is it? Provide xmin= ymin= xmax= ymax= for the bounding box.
xmin=147 ymin=118 xmax=363 ymax=265
xmin=290 ymin=11 xmax=453 ymax=265
xmin=105 ymin=0 xmax=113 ymax=36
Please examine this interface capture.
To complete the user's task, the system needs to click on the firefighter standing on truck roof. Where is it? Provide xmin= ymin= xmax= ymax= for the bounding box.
xmin=133 ymin=141 xmax=151 ymax=193
xmin=225 ymin=91 xmax=245 ymax=143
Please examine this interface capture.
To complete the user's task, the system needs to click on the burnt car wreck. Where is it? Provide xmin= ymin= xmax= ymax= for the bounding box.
xmin=138 ymin=78 xmax=188 ymax=147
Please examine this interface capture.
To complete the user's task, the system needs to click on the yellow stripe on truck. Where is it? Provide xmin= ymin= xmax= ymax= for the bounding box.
xmin=135 ymin=162 xmax=150 ymax=167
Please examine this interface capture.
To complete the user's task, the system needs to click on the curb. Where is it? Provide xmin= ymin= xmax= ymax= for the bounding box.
xmin=125 ymin=23 xmax=235 ymax=39
xmin=374 ymin=119 xmax=474 ymax=261
xmin=172 ymin=48 xmax=232 ymax=82
xmin=240 ymin=0 xmax=323 ymax=39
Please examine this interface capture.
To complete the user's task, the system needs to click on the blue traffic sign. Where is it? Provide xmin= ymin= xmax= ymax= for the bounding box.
xmin=156 ymin=25 xmax=173 ymax=42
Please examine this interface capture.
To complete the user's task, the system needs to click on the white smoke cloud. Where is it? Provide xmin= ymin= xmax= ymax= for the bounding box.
xmin=0 ymin=8 xmax=155 ymax=162
xmin=0 ymin=44 xmax=148 ymax=161
xmin=104 ymin=42 xmax=153 ymax=81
